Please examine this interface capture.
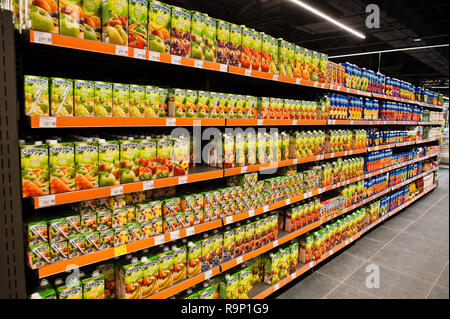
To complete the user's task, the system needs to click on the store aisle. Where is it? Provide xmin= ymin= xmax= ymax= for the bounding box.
xmin=276 ymin=168 xmax=449 ymax=299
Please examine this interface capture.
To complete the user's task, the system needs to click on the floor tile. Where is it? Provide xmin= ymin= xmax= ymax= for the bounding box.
xmin=378 ymin=215 xmax=412 ymax=232
xmin=344 ymin=238 xmax=385 ymax=260
xmin=436 ymin=264 xmax=449 ymax=289
xmin=276 ymin=271 xmax=340 ymax=299
xmin=426 ymin=285 xmax=449 ymax=299
xmin=316 ymin=252 xmax=365 ymax=281
xmin=324 ymin=282 xmax=378 ymax=299
xmin=365 ymin=226 xmax=400 ymax=244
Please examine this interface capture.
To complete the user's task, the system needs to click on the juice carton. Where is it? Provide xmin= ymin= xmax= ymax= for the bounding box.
xmin=58 ymin=0 xmax=84 ymax=39
xmin=49 ymin=141 xmax=75 ymax=193
xmin=212 ymin=232 xmax=223 ymax=266
xmin=114 ymin=226 xmax=129 ymax=246
xmin=74 ymin=79 xmax=94 ymax=116
xmin=190 ymin=11 xmax=206 ymax=60
xmin=140 ymin=254 xmax=159 ymax=297
xmin=119 ymin=139 xmax=140 ymax=183
xmin=97 ymin=209 xmax=112 ymax=230
xmin=240 ymin=26 xmax=252 ymax=69
xmin=24 ymin=75 xmax=49 ymax=116
xmin=319 ymin=53 xmax=328 ymax=83
xmin=128 ymin=222 xmax=142 ymax=243
xmin=234 ymin=134 xmax=245 ymax=166
xmin=112 ymin=207 xmax=127 ymax=228
xmin=310 ymin=51 xmax=321 ymax=82
xmin=116 ymin=256 xmax=143 ymax=299
xmin=20 ymin=142 xmax=49 ymax=197
xmin=80 ymin=211 xmax=97 ymax=233
xmin=27 ymin=0 xmax=59 ymax=33
xmin=97 ymin=262 xmax=115 ymax=299
xmin=157 ymin=247 xmax=174 ymax=290
xmin=226 ymin=94 xmax=237 ymax=119
xmin=68 ymin=233 xmax=85 ymax=258
xmin=220 ymin=271 xmax=240 ymax=299
xmin=223 ymin=134 xmax=235 ymax=168
xmin=234 ymin=225 xmax=246 ymax=256
xmin=129 ymin=84 xmax=146 ymax=117
xmin=84 ymin=231 xmax=101 ymax=253
xmin=94 ymin=81 xmax=113 ymax=117
xmin=216 ymin=19 xmax=230 ymax=64
xmin=203 ymin=15 xmax=217 ymax=62
xmin=172 ymin=244 xmax=187 ymax=284
xmin=234 ymin=94 xmax=245 ymax=119
xmin=99 ymin=228 xmax=115 ymax=249
xmin=82 ymin=270 xmax=105 ymax=299
xmin=172 ymin=136 xmax=189 ymax=176
xmin=74 ymin=141 xmax=98 ymax=190
xmin=102 ymin=0 xmax=128 ymax=45
xmin=169 ymin=88 xmax=186 ymax=117
xmin=293 ymin=46 xmax=302 ymax=79
xmin=279 ymin=247 xmax=290 ymax=279
xmin=170 ymin=6 xmax=191 ymax=57
xmin=50 ymin=77 xmax=73 ymax=116
xmin=304 ymin=48 xmax=313 ymax=80
xmin=27 ymin=243 xmax=50 ymax=269
xmin=187 ymin=240 xmax=202 ymax=277
xmin=185 ymin=89 xmax=198 ymax=118
xmin=138 ymin=138 xmax=157 ymax=180
xmin=251 ymin=30 xmax=262 ymax=71
xmin=208 ymin=91 xmax=220 ymax=118
xmin=112 ymin=83 xmax=130 ymax=117
xmin=98 ymin=140 xmax=120 ymax=186
xmin=82 ymin=0 xmax=102 ymax=41
xmin=48 ymin=216 xmax=68 ymax=244
xmin=55 ymin=277 xmax=82 ymax=299
xmin=25 ymin=218 xmax=48 ymax=247
xmin=217 ymin=92 xmax=228 ymax=118
xmin=201 ymin=234 xmax=214 ymax=271
xmin=148 ymin=0 xmax=171 ymax=53
xmin=128 ymin=0 xmax=148 ymax=49
xmin=198 ymin=284 xmax=215 ymax=299
xmin=246 ymin=133 xmax=257 ymax=165
xmin=243 ymin=222 xmax=255 ymax=253
xmin=261 ymin=33 xmax=278 ymax=73
xmin=156 ymin=138 xmax=173 ymax=178
xmin=228 ymin=23 xmax=242 ymax=67
xmin=263 ymin=251 xmax=281 ymax=285
xmin=197 ymin=90 xmax=209 ymax=118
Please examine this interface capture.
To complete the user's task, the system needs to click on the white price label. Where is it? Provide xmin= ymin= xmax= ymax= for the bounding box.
xmin=38 ymin=195 xmax=55 ymax=207
xmin=110 ymin=186 xmax=123 ymax=196
xmin=321 ymin=83 xmax=326 ymax=88
xmin=240 ymin=166 xmax=248 ymax=174
xmin=219 ymin=64 xmax=228 ymax=72
xmin=171 ymin=55 xmax=181 ymax=65
xmin=291 ymin=273 xmax=297 ymax=280
xmin=154 ymin=235 xmax=165 ymax=245
xmin=166 ymin=118 xmax=176 ymax=126
xmin=346 ymin=88 xmax=350 ymax=92
xmin=293 ymin=159 xmax=298 ymax=165
xmin=272 ymin=240 xmax=278 ymax=248
xmin=350 ymin=120 xmax=354 ymax=125
xmin=337 ymin=85 xmax=341 ymax=91
xmin=344 ymin=151 xmax=349 ymax=156
xmin=313 ymin=82 xmax=319 ymax=87
xmin=296 ymin=78 xmax=301 ymax=84
xmin=248 ymin=210 xmax=255 ymax=217
xmin=186 ymin=227 xmax=195 ymax=236
xmin=225 ymin=216 xmax=234 ymax=225
xmin=34 ymin=31 xmax=52 ymax=44
xmin=308 ymin=261 xmax=314 ymax=269
xmin=244 ymin=69 xmax=252 ymax=76
xmin=292 ymin=120 xmax=298 ymax=125
xmin=178 ymin=176 xmax=188 ymax=184
xmin=194 ymin=59 xmax=203 ymax=69
xmin=257 ymin=119 xmax=263 ymax=126
xmin=307 ymin=191 xmax=312 ymax=198
xmin=345 ymin=239 xmax=348 ymax=245
xmin=357 ymin=90 xmax=361 ymax=95
xmin=274 ymin=283 xmax=280 ymax=291
xmin=236 ymin=256 xmax=244 ymax=265
xmin=148 ymin=51 xmax=160 ymax=62
xmin=263 ymin=205 xmax=269 ymax=212
xmin=39 ymin=117 xmax=56 ymax=128
xmin=329 ymin=249 xmax=334 ymax=255
xmin=170 ymin=230 xmax=180 ymax=240
xmin=204 ymin=269 xmax=213 ymax=280
xmin=115 ymin=45 xmax=129 ymax=56
xmin=285 ymin=198 xmax=291 ymax=205
xmin=318 ymin=155 xmax=325 ymax=160
xmin=330 ymin=84 xmax=334 ymax=90
xmin=272 ymin=74 xmax=279 ymax=81
xmin=142 ymin=180 xmax=154 ymax=190
xmin=133 ymin=48 xmax=146 ymax=59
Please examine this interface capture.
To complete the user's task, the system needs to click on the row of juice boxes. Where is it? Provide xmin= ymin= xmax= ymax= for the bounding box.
xmin=18 ymin=0 xmax=329 ymax=81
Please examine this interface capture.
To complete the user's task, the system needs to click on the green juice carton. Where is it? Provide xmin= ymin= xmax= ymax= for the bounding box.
xmin=48 ymin=141 xmax=76 ymax=193
xmin=310 ymin=51 xmax=320 ymax=82
xmin=129 ymin=84 xmax=146 ymax=117
xmin=98 ymin=140 xmax=120 ymax=186
xmin=25 ymin=218 xmax=48 ymax=247
xmin=216 ymin=19 xmax=230 ymax=64
xmin=20 ymin=142 xmax=49 ymax=198
xmin=285 ymin=41 xmax=295 ymax=78
xmin=74 ymin=141 xmax=98 ymax=190
xmin=82 ymin=0 xmax=102 ymax=41
xmin=235 ymin=94 xmax=246 ymax=119
xmin=55 ymin=277 xmax=82 ymax=299
xmin=250 ymin=30 xmax=262 ymax=71
xmin=262 ymin=33 xmax=278 ymax=74
xmin=24 ymin=75 xmax=49 ymax=116
xmin=228 ymin=23 xmax=241 ymax=67
xmin=27 ymin=0 xmax=59 ymax=33
xmin=129 ymin=0 xmax=148 ymax=49
xmin=59 ymin=0 xmax=84 ymax=39
xmin=219 ymin=271 xmax=240 ymax=299
xmin=246 ymin=133 xmax=256 ymax=165
xmin=48 ymin=216 xmax=68 ymax=244
xmin=217 ymin=92 xmax=228 ymax=118
xmin=102 ymin=0 xmax=128 ymax=45
xmin=190 ymin=11 xmax=206 ymax=60
xmin=145 ymin=85 xmax=160 ymax=117
xmin=74 ymin=79 xmax=95 ymax=116
xmin=94 ymin=81 xmax=113 ymax=117
xmin=241 ymin=26 xmax=253 ymax=69
xmin=140 ymin=254 xmax=159 ymax=297
xmin=185 ymin=89 xmax=198 ymax=118
xmin=148 ymin=0 xmax=171 ymax=53
xmin=112 ymin=83 xmax=129 ymax=117
xmin=157 ymin=247 xmax=174 ymax=290
xmin=82 ymin=270 xmax=105 ymax=299
xmin=169 ymin=88 xmax=186 ymax=117
xmin=156 ymin=138 xmax=173 ymax=178
xmin=138 ymin=138 xmax=157 ymax=181
xmin=119 ymin=139 xmax=140 ymax=183
xmin=197 ymin=90 xmax=209 ymax=118
xmin=208 ymin=92 xmax=220 ymax=118
xmin=319 ymin=53 xmax=328 ymax=83
xmin=50 ymin=77 xmax=73 ymax=116
xmin=27 ymin=243 xmax=50 ymax=269
xmin=170 ymin=5 xmax=191 ymax=57
xmin=187 ymin=240 xmax=202 ymax=278
xmin=158 ymin=87 xmax=169 ymax=117
xmin=226 ymin=94 xmax=237 ymax=119
xmin=203 ymin=15 xmax=217 ymax=62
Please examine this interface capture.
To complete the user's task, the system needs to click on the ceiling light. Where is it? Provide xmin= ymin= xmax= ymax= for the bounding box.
xmin=414 ymin=38 xmax=422 ymax=42
xmin=431 ymin=86 xmax=449 ymax=89
xmin=329 ymin=43 xmax=449 ymax=58
xmin=287 ymin=0 xmax=366 ymax=39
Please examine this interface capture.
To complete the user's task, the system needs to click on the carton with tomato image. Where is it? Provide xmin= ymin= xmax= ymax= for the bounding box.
xmin=250 ymin=30 xmax=262 ymax=71
xmin=170 ymin=6 xmax=191 ymax=57
xmin=156 ymin=138 xmax=173 ymax=178
xmin=20 ymin=143 xmax=49 ymax=198
xmin=102 ymin=0 xmax=128 ymax=45
xmin=216 ymin=19 xmax=230 ymax=64
xmin=240 ymin=26 xmax=252 ymax=69
xmin=138 ymin=138 xmax=157 ymax=181
xmin=157 ymin=247 xmax=174 ymax=290
xmin=172 ymin=136 xmax=190 ymax=176
xmin=187 ymin=240 xmax=202 ymax=278
xmin=140 ymin=254 xmax=159 ymax=297
xmin=172 ymin=244 xmax=187 ymax=284
xmin=49 ymin=141 xmax=76 ymax=194
xmin=27 ymin=0 xmax=59 ymax=34
xmin=148 ymin=0 xmax=171 ymax=53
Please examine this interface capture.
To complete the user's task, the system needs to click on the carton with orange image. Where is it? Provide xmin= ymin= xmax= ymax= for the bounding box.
xmin=20 ymin=142 xmax=49 ymax=198
xmin=49 ymin=141 xmax=76 ymax=194
xmin=74 ymin=141 xmax=98 ymax=190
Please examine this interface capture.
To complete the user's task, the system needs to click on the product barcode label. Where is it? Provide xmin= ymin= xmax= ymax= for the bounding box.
xmin=186 ymin=227 xmax=195 ymax=236
xmin=154 ymin=235 xmax=165 ymax=245
xmin=273 ymin=240 xmax=278 ymax=248
xmin=236 ymin=256 xmax=243 ymax=265
xmin=350 ymin=120 xmax=354 ymax=124
xmin=114 ymin=245 xmax=127 ymax=257
xmin=219 ymin=64 xmax=228 ymax=72
xmin=171 ymin=55 xmax=181 ymax=65
xmin=166 ymin=118 xmax=176 ymax=126
xmin=292 ymin=120 xmax=298 ymax=125
xmin=115 ymin=45 xmax=129 ymax=56
xmin=194 ymin=59 xmax=203 ymax=69
xmin=133 ymin=48 xmax=146 ymax=59
xmin=313 ymin=82 xmax=319 ymax=87
xmin=39 ymin=117 xmax=56 ymax=128
xmin=38 ymin=195 xmax=55 ymax=207
xmin=204 ymin=269 xmax=213 ymax=280
xmin=272 ymin=74 xmax=279 ymax=81
xmin=110 ymin=186 xmax=123 ymax=196
xmin=293 ymin=159 xmax=298 ymax=165
xmin=178 ymin=176 xmax=188 ymax=184
xmin=170 ymin=230 xmax=180 ymax=240
xmin=248 ymin=210 xmax=255 ymax=217
xmin=244 ymin=69 xmax=252 ymax=76
xmin=308 ymin=261 xmax=314 ymax=269
xmin=142 ymin=180 xmax=154 ymax=190
xmin=225 ymin=216 xmax=233 ymax=225
xmin=148 ymin=51 xmax=160 ymax=62
xmin=285 ymin=198 xmax=291 ymax=205
xmin=34 ymin=31 xmax=52 ymax=44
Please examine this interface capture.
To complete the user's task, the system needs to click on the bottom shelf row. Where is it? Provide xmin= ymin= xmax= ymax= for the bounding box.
xmin=29 ymin=174 xmax=438 ymax=300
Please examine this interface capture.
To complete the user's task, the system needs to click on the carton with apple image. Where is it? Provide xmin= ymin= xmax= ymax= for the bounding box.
xmin=94 ymin=81 xmax=113 ymax=117
xmin=119 ymin=138 xmax=140 ymax=184
xmin=277 ymin=39 xmax=290 ymax=77
xmin=144 ymin=85 xmax=160 ymax=117
xmin=102 ymin=0 xmax=128 ymax=46
xmin=128 ymin=0 xmax=148 ymax=49
xmin=50 ymin=77 xmax=73 ymax=116
xmin=203 ymin=15 xmax=216 ymax=62
xmin=217 ymin=92 xmax=228 ymax=118
xmin=168 ymin=88 xmax=186 ymax=117
xmin=112 ymin=83 xmax=129 ymax=117
xmin=24 ymin=75 xmax=49 ymax=116
xmin=49 ymin=141 xmax=76 ymax=193
xmin=189 ymin=11 xmax=206 ymax=60
xmin=216 ymin=19 xmax=229 ymax=64
xmin=82 ymin=0 xmax=102 ymax=41
xmin=226 ymin=93 xmax=237 ymax=119
xmin=58 ymin=0 xmax=84 ymax=39
xmin=27 ymin=0 xmax=59 ymax=33
xmin=207 ymin=91 xmax=219 ymax=118
xmin=98 ymin=140 xmax=120 ymax=186
xmin=319 ymin=53 xmax=328 ymax=83
xmin=263 ymin=250 xmax=281 ymax=285
xmin=148 ymin=0 xmax=171 ymax=53
xmin=184 ymin=89 xmax=198 ymax=118
xmin=293 ymin=45 xmax=303 ymax=79
xmin=129 ymin=84 xmax=146 ymax=117
xmin=170 ymin=5 xmax=191 ymax=57
xmin=74 ymin=79 xmax=94 ymax=116
xmin=138 ymin=138 xmax=157 ymax=181
xmin=74 ymin=141 xmax=98 ymax=190
xmin=196 ymin=90 xmax=209 ymax=118
xmin=228 ymin=23 xmax=241 ymax=67
xmin=172 ymin=136 xmax=189 ymax=176
xmin=156 ymin=138 xmax=173 ymax=178
xmin=234 ymin=94 xmax=245 ymax=119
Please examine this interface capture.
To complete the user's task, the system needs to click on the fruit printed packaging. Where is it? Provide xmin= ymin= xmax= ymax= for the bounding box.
xmin=82 ymin=0 xmax=102 ymax=41
xmin=200 ymin=234 xmax=214 ymax=271
xmin=48 ymin=216 xmax=68 ymax=244
xmin=172 ymin=244 xmax=187 ymax=284
xmin=263 ymin=250 xmax=281 ymax=285
xmin=119 ymin=139 xmax=139 ymax=183
xmin=94 ymin=82 xmax=113 ymax=117
xmin=27 ymin=244 xmax=50 ymax=269
xmin=169 ymin=88 xmax=186 ymax=117
xmin=250 ymin=30 xmax=262 ymax=71
xmin=145 ymin=86 xmax=160 ymax=117
xmin=187 ymin=240 xmax=202 ymax=277
xmin=190 ymin=11 xmax=206 ymax=60
xmin=148 ymin=0 xmax=171 ymax=53
xmin=58 ymin=0 xmax=84 ymax=39
xmin=185 ymin=89 xmax=198 ymax=118
xmin=68 ymin=233 xmax=85 ymax=258
xmin=172 ymin=137 xmax=189 ymax=176
xmin=55 ymin=277 xmax=82 ymax=299
xmin=208 ymin=91 xmax=220 ymax=118
xmin=203 ymin=15 xmax=217 ymax=62
xmin=50 ymin=77 xmax=73 ymax=116
xmin=115 ymin=256 xmax=142 ymax=299
xmin=20 ymin=142 xmax=49 ymax=197
xmin=140 ymin=254 xmax=159 ymax=297
xmin=138 ymin=138 xmax=157 ymax=180
xmin=228 ymin=23 xmax=242 ymax=67
xmin=219 ymin=271 xmax=239 ymax=299
xmin=112 ymin=83 xmax=129 ymax=117
xmin=319 ymin=53 xmax=328 ymax=83
xmin=98 ymin=140 xmax=120 ymax=186
xmin=310 ymin=51 xmax=320 ymax=82
xmin=197 ymin=90 xmax=209 ymax=118
xmin=24 ymin=75 xmax=49 ymax=116
xmin=49 ymin=141 xmax=76 ymax=193
xmin=27 ymin=0 xmax=59 ymax=33
xmin=99 ymin=228 xmax=114 ymax=249
xmin=216 ymin=19 xmax=230 ymax=64
xmin=238 ymin=266 xmax=253 ymax=298
xmin=129 ymin=84 xmax=146 ymax=117
xmin=102 ymin=0 xmax=128 ymax=46
xmin=74 ymin=141 xmax=98 ymax=190
xmin=26 ymin=218 xmax=48 ymax=247
xmin=156 ymin=138 xmax=173 ymax=178
xmin=289 ymin=242 xmax=299 ymax=273
xmin=261 ymin=33 xmax=278 ymax=74
xmin=84 ymin=231 xmax=101 ymax=253
xmin=170 ymin=6 xmax=191 ymax=57
xmin=240 ymin=27 xmax=253 ymax=69
xmin=128 ymin=0 xmax=148 ymax=49
xmin=74 ymin=79 xmax=95 ymax=116
xmin=82 ymin=270 xmax=105 ymax=299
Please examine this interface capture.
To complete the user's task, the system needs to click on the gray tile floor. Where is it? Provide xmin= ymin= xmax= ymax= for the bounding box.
xmin=276 ymin=168 xmax=449 ymax=299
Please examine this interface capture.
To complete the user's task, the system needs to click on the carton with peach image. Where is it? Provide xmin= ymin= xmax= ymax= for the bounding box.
xmin=27 ymin=0 xmax=59 ymax=34
xmin=102 ymin=0 xmax=128 ymax=45
xmin=172 ymin=136 xmax=189 ymax=176
xmin=148 ymin=0 xmax=171 ymax=53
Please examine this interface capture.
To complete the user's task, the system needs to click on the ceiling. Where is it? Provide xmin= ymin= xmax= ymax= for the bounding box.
xmin=168 ymin=0 xmax=449 ymax=96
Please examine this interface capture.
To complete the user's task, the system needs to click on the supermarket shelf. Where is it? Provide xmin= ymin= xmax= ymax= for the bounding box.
xmin=251 ymin=183 xmax=438 ymax=299
xmin=146 ymin=266 xmax=222 ymax=299
xmin=226 ymin=119 xmax=327 ymax=126
xmin=33 ymin=166 xmax=223 ymax=208
xmin=367 ymin=137 xmax=441 ymax=152
xmin=29 ymin=116 xmax=225 ymax=128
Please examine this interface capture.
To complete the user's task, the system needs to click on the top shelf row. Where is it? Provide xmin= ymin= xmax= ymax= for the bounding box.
xmin=29 ymin=31 xmax=445 ymax=111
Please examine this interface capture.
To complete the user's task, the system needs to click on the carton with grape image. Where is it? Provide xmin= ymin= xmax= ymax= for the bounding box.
xmin=50 ymin=77 xmax=73 ymax=116
xmin=74 ymin=79 xmax=94 ymax=116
